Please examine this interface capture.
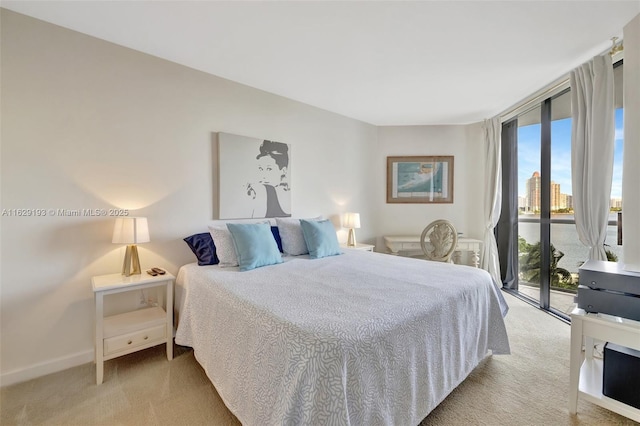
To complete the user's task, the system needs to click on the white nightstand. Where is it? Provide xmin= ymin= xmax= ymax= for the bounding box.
xmin=569 ymin=308 xmax=640 ymax=422
xmin=92 ymin=271 xmax=174 ymax=385
xmin=341 ymin=243 xmax=375 ymax=252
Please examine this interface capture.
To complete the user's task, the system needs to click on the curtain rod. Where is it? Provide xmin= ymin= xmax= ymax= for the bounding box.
xmin=609 ymin=37 xmax=624 ymax=56
xmin=499 ymin=37 xmax=624 ymax=123
xmin=499 ymin=77 xmax=569 ymax=123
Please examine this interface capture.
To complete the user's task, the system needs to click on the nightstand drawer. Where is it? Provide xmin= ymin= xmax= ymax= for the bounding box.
xmin=104 ymin=324 xmax=166 ymax=355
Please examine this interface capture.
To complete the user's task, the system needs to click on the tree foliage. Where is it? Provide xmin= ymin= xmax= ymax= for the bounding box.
xmin=518 ymin=238 xmax=573 ymax=288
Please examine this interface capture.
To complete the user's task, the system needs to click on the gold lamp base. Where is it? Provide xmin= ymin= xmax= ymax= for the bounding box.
xmin=347 ymin=228 xmax=357 ymax=247
xmin=122 ymin=244 xmax=141 ymax=276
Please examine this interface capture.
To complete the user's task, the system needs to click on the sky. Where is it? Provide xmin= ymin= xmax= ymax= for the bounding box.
xmin=517 ymin=108 xmax=624 ymax=199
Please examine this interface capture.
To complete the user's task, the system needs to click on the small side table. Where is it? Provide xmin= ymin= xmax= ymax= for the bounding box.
xmin=92 ymin=271 xmax=174 ymax=385
xmin=569 ymin=307 xmax=640 ymax=422
xmin=341 ymin=243 xmax=375 ymax=252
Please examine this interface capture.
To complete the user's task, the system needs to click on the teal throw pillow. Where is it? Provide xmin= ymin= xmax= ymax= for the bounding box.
xmin=227 ymin=223 xmax=283 ymax=271
xmin=299 ymin=219 xmax=342 ymax=259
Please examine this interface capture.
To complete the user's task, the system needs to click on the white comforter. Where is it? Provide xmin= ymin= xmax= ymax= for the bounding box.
xmin=175 ymin=250 xmax=510 ymax=426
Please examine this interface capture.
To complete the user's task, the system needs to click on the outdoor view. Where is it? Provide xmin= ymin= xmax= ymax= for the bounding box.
xmin=517 ymin=90 xmax=624 ymax=314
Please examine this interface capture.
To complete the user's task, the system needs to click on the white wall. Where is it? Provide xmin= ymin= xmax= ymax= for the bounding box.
xmin=0 ymin=10 xmax=378 ymax=384
xmin=622 ymin=13 xmax=640 ymax=271
xmin=374 ymin=123 xmax=485 ymax=250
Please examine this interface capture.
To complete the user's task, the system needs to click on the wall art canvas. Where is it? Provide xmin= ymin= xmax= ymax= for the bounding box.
xmin=387 ymin=156 xmax=454 ymax=203
xmin=218 ymin=132 xmax=291 ymax=219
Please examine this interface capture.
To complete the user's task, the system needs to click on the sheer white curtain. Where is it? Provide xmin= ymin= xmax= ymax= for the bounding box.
xmin=570 ymin=54 xmax=615 ymax=261
xmin=481 ymin=117 xmax=502 ymax=285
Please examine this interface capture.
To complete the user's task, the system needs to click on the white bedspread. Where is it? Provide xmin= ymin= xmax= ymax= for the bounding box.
xmin=175 ymin=250 xmax=510 ymax=426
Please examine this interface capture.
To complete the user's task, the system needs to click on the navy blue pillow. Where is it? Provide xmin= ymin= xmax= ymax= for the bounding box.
xmin=184 ymin=226 xmax=283 ymax=266
xmin=271 ymin=226 xmax=283 ymax=253
xmin=184 ymin=233 xmax=219 ymax=265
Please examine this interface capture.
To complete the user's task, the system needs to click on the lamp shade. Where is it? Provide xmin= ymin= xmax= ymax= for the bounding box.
xmin=112 ymin=217 xmax=150 ymax=244
xmin=343 ymin=212 xmax=361 ymax=229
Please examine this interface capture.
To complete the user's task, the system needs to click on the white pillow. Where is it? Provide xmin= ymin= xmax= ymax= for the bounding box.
xmin=208 ymin=226 xmax=238 ymax=267
xmin=275 ymin=216 xmax=322 ymax=256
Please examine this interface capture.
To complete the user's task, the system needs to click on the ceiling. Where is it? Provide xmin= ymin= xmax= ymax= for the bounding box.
xmin=2 ymin=1 xmax=639 ymax=125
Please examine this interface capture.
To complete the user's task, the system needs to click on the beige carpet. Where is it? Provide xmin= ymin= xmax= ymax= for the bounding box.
xmin=1 ymin=292 xmax=637 ymax=425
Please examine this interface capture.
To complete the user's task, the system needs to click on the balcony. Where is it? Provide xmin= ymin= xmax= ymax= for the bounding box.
xmin=517 ymin=215 xmax=622 ymax=316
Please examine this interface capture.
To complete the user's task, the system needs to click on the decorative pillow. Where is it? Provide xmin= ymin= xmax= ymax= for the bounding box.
xmin=183 ymin=233 xmax=219 ymax=266
xmin=275 ymin=216 xmax=321 ymax=255
xmin=271 ymin=226 xmax=283 ymax=253
xmin=208 ymin=226 xmax=239 ymax=267
xmin=227 ymin=223 xmax=283 ymax=271
xmin=299 ymin=219 xmax=342 ymax=259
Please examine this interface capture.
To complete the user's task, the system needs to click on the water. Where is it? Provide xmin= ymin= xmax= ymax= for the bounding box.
xmin=518 ymin=214 xmax=623 ymax=273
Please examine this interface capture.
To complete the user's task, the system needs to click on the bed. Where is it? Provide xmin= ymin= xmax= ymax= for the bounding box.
xmin=175 ymin=246 xmax=509 ymax=425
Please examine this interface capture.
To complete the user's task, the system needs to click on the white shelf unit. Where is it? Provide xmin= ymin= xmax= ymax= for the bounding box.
xmin=569 ymin=308 xmax=640 ymax=422
xmin=92 ymin=272 xmax=174 ymax=384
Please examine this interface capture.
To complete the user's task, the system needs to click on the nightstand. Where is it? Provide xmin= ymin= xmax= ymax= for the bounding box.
xmin=569 ymin=307 xmax=640 ymax=421
xmin=92 ymin=271 xmax=174 ymax=385
xmin=341 ymin=243 xmax=375 ymax=252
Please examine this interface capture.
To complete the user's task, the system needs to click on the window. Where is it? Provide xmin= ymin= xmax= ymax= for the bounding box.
xmin=498 ymin=61 xmax=623 ymax=320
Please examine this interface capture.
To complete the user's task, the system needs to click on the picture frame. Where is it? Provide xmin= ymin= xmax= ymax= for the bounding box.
xmin=386 ymin=156 xmax=454 ymax=204
xmin=218 ymin=132 xmax=292 ymax=219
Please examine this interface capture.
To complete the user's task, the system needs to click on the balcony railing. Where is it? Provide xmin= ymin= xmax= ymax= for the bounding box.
xmin=517 ymin=214 xmax=623 ymax=315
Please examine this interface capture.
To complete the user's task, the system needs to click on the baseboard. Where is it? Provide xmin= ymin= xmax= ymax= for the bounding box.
xmin=1 ymin=349 xmax=94 ymax=387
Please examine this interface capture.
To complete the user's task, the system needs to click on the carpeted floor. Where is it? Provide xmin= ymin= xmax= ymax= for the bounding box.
xmin=1 ymin=292 xmax=637 ymax=425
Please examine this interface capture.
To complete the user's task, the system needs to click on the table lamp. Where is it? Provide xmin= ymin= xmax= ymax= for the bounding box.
xmin=343 ymin=212 xmax=361 ymax=247
xmin=112 ymin=217 xmax=150 ymax=276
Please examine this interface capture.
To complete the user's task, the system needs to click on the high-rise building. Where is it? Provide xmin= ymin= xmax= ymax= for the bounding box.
xmin=518 ymin=196 xmax=527 ymax=211
xmin=525 ymin=172 xmax=567 ymax=212
xmin=564 ymin=194 xmax=573 ymax=210
xmin=551 ymin=182 xmax=561 ymax=210
xmin=526 ymin=172 xmax=541 ymax=212
xmin=611 ymin=198 xmax=623 ymax=209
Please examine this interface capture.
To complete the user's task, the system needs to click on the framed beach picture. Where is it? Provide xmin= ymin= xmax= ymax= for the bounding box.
xmin=386 ymin=156 xmax=454 ymax=203
xmin=218 ymin=132 xmax=292 ymax=219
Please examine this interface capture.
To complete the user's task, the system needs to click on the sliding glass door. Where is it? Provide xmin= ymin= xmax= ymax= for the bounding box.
xmin=548 ymin=90 xmax=578 ymax=314
xmin=517 ymin=105 xmax=542 ymax=305
xmin=515 ymin=90 xmax=583 ymax=315
xmin=503 ymin=62 xmax=625 ymax=319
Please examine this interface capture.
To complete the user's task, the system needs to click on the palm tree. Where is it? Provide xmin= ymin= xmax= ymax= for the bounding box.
xmin=519 ymin=240 xmax=573 ymax=288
